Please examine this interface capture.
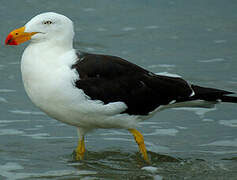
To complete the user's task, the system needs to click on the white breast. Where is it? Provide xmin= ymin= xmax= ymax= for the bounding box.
xmin=21 ymin=43 xmax=80 ymax=120
xmin=20 ymin=43 xmax=137 ymax=130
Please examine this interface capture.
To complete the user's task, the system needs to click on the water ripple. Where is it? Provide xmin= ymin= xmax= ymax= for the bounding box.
xmin=219 ymin=119 xmax=237 ymax=127
xmin=9 ymin=110 xmax=45 ymax=115
xmin=199 ymin=58 xmax=225 ymax=63
xmin=144 ymin=128 xmax=179 ymax=136
xmin=0 ymin=162 xmax=96 ymax=180
xmin=0 ymin=89 xmax=16 ymax=93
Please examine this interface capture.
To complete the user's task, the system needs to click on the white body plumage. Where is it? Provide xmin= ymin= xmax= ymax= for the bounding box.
xmin=21 ymin=41 xmax=144 ymax=132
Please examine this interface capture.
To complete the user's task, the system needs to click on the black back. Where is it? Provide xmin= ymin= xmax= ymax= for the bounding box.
xmin=71 ymin=52 xmax=193 ymax=115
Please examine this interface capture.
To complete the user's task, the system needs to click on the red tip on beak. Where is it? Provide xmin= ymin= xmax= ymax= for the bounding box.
xmin=5 ymin=34 xmax=17 ymax=45
xmin=5 ymin=26 xmax=37 ymax=46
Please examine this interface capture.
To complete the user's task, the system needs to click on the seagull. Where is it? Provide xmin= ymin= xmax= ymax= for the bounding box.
xmin=5 ymin=12 xmax=237 ymax=162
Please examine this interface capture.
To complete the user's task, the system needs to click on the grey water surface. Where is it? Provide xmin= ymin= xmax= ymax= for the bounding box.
xmin=1 ymin=0 xmax=237 ymax=179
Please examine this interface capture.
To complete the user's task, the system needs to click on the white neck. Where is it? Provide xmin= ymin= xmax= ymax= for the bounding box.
xmin=22 ymin=39 xmax=74 ymax=68
xmin=20 ymin=37 xmax=76 ymax=90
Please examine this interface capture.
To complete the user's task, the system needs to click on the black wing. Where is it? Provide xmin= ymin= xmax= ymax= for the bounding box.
xmin=71 ymin=52 xmax=193 ymax=115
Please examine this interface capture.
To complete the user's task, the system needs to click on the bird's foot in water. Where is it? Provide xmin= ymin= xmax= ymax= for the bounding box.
xmin=73 ymin=137 xmax=85 ymax=161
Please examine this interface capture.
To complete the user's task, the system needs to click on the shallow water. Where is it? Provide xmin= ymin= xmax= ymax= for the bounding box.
xmin=1 ymin=0 xmax=237 ymax=179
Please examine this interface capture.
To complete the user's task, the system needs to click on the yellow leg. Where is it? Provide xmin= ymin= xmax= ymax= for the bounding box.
xmin=75 ymin=137 xmax=85 ymax=160
xmin=129 ymin=129 xmax=149 ymax=162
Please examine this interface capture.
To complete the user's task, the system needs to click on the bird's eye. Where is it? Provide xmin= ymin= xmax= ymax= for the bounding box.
xmin=43 ymin=21 xmax=53 ymax=25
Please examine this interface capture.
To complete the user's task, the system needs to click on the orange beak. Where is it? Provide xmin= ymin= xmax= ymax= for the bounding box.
xmin=5 ymin=26 xmax=37 ymax=45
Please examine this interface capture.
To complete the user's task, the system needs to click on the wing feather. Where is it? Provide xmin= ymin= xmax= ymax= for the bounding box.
xmin=71 ymin=52 xmax=193 ymax=115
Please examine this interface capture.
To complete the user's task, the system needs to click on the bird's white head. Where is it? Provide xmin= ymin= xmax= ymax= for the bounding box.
xmin=5 ymin=12 xmax=74 ymax=47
